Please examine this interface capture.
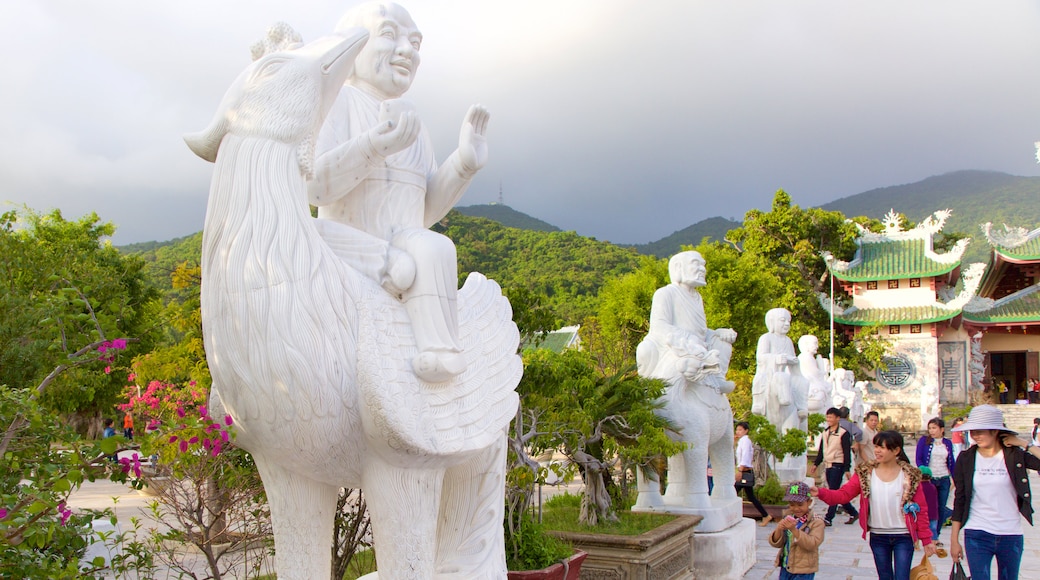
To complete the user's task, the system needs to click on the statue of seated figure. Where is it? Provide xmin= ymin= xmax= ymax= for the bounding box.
xmin=307 ymin=1 xmax=490 ymax=383
xmin=633 ymin=251 xmax=739 ymax=521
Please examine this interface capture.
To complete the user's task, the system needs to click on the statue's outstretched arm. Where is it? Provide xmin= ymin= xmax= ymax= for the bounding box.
xmin=309 ymin=113 xmax=421 ymax=206
xmin=425 ymin=105 xmax=489 ymax=227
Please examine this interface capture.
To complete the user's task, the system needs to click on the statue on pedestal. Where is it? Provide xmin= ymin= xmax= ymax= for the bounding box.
xmin=632 ymin=251 xmax=740 ymax=530
xmin=798 ymin=335 xmax=833 ymax=414
xmin=752 ymin=309 xmax=808 ymax=433
xmin=185 ymin=5 xmax=520 ymax=578
xmin=751 ymin=309 xmax=809 ymax=484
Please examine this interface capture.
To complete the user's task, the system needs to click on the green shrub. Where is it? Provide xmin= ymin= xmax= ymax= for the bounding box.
xmin=505 ymin=518 xmax=573 ymax=572
xmin=755 ymin=474 xmax=787 ymax=505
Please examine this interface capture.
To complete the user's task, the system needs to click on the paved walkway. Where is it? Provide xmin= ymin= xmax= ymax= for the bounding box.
xmin=743 ymin=467 xmax=1040 ymax=580
xmin=69 ymin=458 xmax=1040 ymax=580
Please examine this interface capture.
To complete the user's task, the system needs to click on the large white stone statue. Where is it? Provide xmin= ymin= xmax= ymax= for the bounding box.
xmin=631 ymin=252 xmax=754 ymax=578
xmin=752 ymin=309 xmax=808 ymax=433
xmin=184 ymin=10 xmax=520 ymax=580
xmin=798 ymin=335 xmax=833 ymax=414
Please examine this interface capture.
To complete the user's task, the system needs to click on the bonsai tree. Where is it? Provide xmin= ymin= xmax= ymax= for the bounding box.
xmin=515 ymin=349 xmax=683 ymax=526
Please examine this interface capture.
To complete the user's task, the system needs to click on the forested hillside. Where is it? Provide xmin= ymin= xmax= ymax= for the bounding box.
xmin=455 ymin=203 xmax=561 ymax=233
xmin=123 ymin=213 xmax=640 ymax=326
xmin=131 ymin=232 xmax=203 ymax=291
xmin=821 ymin=170 xmax=1040 ymax=264
xmin=630 ymin=216 xmax=741 ymax=257
xmin=434 ymin=212 xmax=641 ymax=324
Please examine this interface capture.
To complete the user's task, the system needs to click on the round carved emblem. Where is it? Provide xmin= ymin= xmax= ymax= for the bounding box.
xmin=877 ymin=355 xmax=915 ymax=388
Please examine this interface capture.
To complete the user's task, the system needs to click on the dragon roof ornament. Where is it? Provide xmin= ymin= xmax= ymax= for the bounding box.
xmin=854 ymin=208 xmax=953 ymax=243
xmin=980 ymin=222 xmax=1038 ymax=250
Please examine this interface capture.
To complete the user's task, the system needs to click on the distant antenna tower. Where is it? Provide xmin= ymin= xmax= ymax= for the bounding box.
xmin=498 ymin=181 xmax=504 ymax=205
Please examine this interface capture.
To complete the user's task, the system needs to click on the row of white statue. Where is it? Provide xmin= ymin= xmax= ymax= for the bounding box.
xmin=187 ymin=3 xmax=867 ymax=578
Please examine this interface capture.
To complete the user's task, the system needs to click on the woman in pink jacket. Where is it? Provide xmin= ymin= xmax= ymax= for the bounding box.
xmin=812 ymin=430 xmax=936 ymax=580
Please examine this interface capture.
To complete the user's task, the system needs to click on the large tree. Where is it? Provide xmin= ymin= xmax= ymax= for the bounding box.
xmin=0 ymin=209 xmax=161 ymax=429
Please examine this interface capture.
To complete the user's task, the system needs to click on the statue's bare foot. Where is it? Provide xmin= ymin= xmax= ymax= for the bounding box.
xmin=413 ymin=349 xmax=467 ymax=383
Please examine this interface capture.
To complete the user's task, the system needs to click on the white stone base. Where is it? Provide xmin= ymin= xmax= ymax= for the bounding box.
xmin=631 ymin=496 xmax=742 ymax=533
xmin=690 ymin=517 xmax=756 ymax=580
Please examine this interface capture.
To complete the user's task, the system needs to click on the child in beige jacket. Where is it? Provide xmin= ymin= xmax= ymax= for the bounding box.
xmin=769 ymin=482 xmax=825 ymax=579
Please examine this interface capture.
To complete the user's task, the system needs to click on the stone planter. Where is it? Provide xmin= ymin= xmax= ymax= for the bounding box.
xmin=508 ymin=550 xmax=588 ymax=580
xmin=548 ymin=515 xmax=701 ymax=580
xmin=742 ymin=503 xmax=786 ymax=521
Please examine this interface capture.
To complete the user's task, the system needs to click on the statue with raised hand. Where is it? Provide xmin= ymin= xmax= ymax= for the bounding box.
xmin=307 ymin=1 xmax=489 ymax=383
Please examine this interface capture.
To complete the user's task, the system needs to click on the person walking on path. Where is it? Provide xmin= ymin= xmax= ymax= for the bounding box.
xmin=122 ymin=411 xmax=134 ymax=440
xmin=812 ymin=430 xmax=937 ymax=580
xmin=860 ymin=410 xmax=880 ymax=463
xmin=919 ymin=467 xmax=941 ymax=546
xmin=768 ymin=481 xmax=824 ymax=580
xmin=916 ymin=417 xmax=954 ymax=544
xmin=951 ymin=417 xmax=966 ymax=459
xmin=949 ymin=405 xmax=1040 ymax=580
xmin=735 ymin=421 xmax=773 ymax=526
xmin=809 ymin=407 xmax=858 ymax=526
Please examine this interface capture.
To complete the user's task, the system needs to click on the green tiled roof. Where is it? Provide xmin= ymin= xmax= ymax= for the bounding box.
xmin=522 ymin=328 xmax=579 ymax=353
xmin=834 ymin=304 xmax=959 ymax=326
xmin=963 ymin=285 xmax=1040 ymax=324
xmin=994 ymin=236 xmax=1040 ymax=261
xmin=830 ymin=239 xmax=960 ymax=282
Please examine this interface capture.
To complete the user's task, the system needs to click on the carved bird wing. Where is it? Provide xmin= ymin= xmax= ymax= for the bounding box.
xmin=356 ymin=272 xmax=521 ymax=461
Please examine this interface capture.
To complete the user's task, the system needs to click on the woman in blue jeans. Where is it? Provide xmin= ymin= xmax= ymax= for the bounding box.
xmin=950 ymin=405 xmax=1040 ymax=580
xmin=813 ymin=431 xmax=936 ymax=580
xmin=915 ymin=416 xmax=954 ymax=545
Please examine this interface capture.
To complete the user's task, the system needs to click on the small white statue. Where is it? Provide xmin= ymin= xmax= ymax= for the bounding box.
xmin=307 ymin=2 xmax=490 ymax=383
xmin=185 ymin=9 xmax=521 ymax=580
xmin=850 ymin=381 xmax=867 ymax=423
xmin=831 ymin=368 xmax=856 ymax=409
xmin=798 ymin=335 xmax=832 ymax=414
xmin=633 ymin=251 xmax=740 ymax=527
xmin=752 ymin=308 xmax=808 ymax=432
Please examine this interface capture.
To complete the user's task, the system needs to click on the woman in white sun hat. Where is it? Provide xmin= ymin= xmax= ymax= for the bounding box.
xmin=949 ymin=405 xmax=1040 ymax=580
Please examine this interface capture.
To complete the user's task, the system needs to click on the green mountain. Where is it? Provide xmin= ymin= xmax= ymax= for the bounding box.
xmin=455 ymin=203 xmax=561 ymax=233
xmin=629 ymin=216 xmax=741 ymax=258
xmin=434 ymin=211 xmax=640 ymax=324
xmin=820 ymin=170 xmax=1040 ymax=264
xmin=123 ymin=212 xmax=639 ymax=325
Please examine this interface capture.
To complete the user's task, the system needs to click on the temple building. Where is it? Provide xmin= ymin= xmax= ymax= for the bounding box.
xmin=962 ymin=224 xmax=1040 ymax=406
xmin=821 ymin=210 xmax=984 ymax=428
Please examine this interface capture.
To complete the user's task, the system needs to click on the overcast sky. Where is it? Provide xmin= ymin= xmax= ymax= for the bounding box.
xmin=2 ymin=0 xmax=1038 ymax=245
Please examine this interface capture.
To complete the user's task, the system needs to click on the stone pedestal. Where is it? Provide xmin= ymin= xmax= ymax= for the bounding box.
xmin=773 ymin=454 xmax=808 ymax=486
xmin=690 ymin=518 xmax=756 ymax=580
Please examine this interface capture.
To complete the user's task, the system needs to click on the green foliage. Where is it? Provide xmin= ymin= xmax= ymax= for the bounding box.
xmin=434 ymin=211 xmax=641 ymax=324
xmin=540 ymin=502 xmax=677 ymax=536
xmin=745 ymin=414 xmax=809 ymax=463
xmin=580 ymin=256 xmax=669 ymax=374
xmin=0 ymin=388 xmax=151 ymax=578
xmin=630 ymin=216 xmax=741 ymax=258
xmin=504 ymin=518 xmax=573 ymax=572
xmin=806 ymin=413 xmax=827 ymax=437
xmin=0 ymin=208 xmax=161 ymax=422
xmin=454 ymin=204 xmax=561 ymax=233
xmin=754 ymin=474 xmax=787 ymax=505
xmin=516 ymin=349 xmax=683 ymax=526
